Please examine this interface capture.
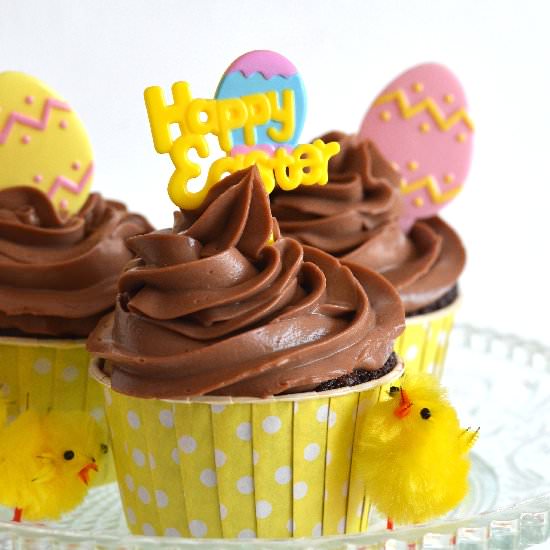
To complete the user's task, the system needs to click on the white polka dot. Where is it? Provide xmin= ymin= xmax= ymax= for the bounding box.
xmin=341 ymin=481 xmax=349 ymax=497
xmin=127 ymin=411 xmax=140 ymax=429
xmin=132 ymin=448 xmax=146 ymax=467
xmin=126 ymin=507 xmax=136 ymax=525
xmin=262 ymin=415 xmax=282 ymax=434
xmin=189 ymin=519 xmax=207 ymax=537
xmin=316 ymin=404 xmax=329 ymax=423
xmin=287 ymin=519 xmax=295 ymax=534
xmin=125 ymin=474 xmax=135 ymax=492
xmin=275 ymin=465 xmax=291 ymax=485
xmin=438 ymin=331 xmax=448 ymax=346
xmin=155 ymin=490 xmax=169 ymax=508
xmin=62 ymin=365 xmax=79 ymax=382
xmin=164 ymin=528 xmax=181 ymax=537
xmin=326 ymin=450 xmax=332 ymax=465
xmin=158 ymin=409 xmax=173 ymax=428
xmin=149 ymin=453 xmax=156 ymax=469
xmin=211 ymin=404 xmax=225 ymax=413
xmin=304 ymin=443 xmax=320 ymax=461
xmin=90 ymin=407 xmax=104 ymax=421
xmin=236 ymin=422 xmax=252 ymax=441
xmin=337 ymin=517 xmax=346 ymax=534
xmin=200 ymin=468 xmax=217 ymax=487
xmin=142 ymin=523 xmax=156 ymax=536
xmin=179 ymin=435 xmax=196 ymax=454
xmin=253 ymin=449 xmax=260 ymax=465
xmin=171 ymin=447 xmax=180 ymax=464
xmin=256 ymin=500 xmax=272 ymax=519
xmin=356 ymin=502 xmax=364 ymax=518
xmin=215 ymin=449 xmax=226 ymax=468
xmin=238 ymin=529 xmax=256 ymax=539
xmin=312 ymin=523 xmax=322 ymax=537
xmin=220 ymin=503 xmax=228 ymax=520
xmin=294 ymin=481 xmax=308 ymax=500
xmin=33 ymin=358 xmax=51 ymax=375
xmin=138 ymin=486 xmax=151 ymax=504
xmin=329 ymin=410 xmax=337 ymax=428
xmin=237 ymin=475 xmax=254 ymax=494
xmin=103 ymin=388 xmax=112 ymax=406
xmin=406 ymin=345 xmax=419 ymax=361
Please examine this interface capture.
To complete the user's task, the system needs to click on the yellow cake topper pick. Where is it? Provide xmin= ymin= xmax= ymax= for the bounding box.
xmin=144 ymin=51 xmax=340 ymax=210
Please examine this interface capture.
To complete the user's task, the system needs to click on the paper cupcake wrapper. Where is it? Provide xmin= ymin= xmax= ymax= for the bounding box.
xmin=0 ymin=336 xmax=115 ymax=485
xmin=92 ymin=358 xmax=404 ymax=539
xmin=394 ymin=296 xmax=461 ymax=380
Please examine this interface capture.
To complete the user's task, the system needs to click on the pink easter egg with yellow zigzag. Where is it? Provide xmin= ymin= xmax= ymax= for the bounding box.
xmin=358 ymin=63 xmax=473 ymax=230
xmin=0 ymin=71 xmax=93 ymax=216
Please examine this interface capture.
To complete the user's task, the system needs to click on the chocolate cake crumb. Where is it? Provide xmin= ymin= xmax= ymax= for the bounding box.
xmin=315 ymin=351 xmax=398 ymax=392
xmin=406 ymin=285 xmax=458 ymax=318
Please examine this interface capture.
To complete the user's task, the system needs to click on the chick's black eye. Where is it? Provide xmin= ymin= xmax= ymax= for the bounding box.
xmin=420 ymin=408 xmax=431 ymax=420
xmin=389 ymin=386 xmax=400 ymax=395
xmin=101 ymin=443 xmax=109 ymax=454
xmin=63 ymin=450 xmax=75 ymax=461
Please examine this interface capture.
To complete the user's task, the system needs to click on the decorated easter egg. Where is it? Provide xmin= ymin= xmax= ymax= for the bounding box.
xmin=215 ymin=50 xmax=306 ymax=151
xmin=0 ymin=72 xmax=93 ymax=216
xmin=359 ymin=64 xmax=473 ymax=230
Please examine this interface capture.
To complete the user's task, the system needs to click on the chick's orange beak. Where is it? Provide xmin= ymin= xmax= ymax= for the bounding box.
xmin=394 ymin=388 xmax=412 ymax=419
xmin=78 ymin=462 xmax=98 ymax=485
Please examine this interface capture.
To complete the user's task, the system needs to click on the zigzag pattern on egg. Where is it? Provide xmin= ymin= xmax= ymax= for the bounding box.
xmin=374 ymin=89 xmax=474 ymax=133
xmin=0 ymin=98 xmax=71 ymax=144
xmin=400 ymin=175 xmax=463 ymax=204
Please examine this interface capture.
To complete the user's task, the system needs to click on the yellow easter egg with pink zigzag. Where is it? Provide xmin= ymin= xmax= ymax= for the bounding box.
xmin=0 ymin=71 xmax=93 ymax=216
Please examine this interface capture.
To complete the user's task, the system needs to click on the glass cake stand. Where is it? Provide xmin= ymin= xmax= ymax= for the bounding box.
xmin=1 ymin=324 xmax=550 ymax=549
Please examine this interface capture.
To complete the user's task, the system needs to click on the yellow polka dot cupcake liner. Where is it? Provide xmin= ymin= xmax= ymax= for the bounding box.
xmin=0 ymin=336 xmax=115 ymax=485
xmin=92 ymin=358 xmax=404 ymax=539
xmin=394 ymin=296 xmax=461 ymax=380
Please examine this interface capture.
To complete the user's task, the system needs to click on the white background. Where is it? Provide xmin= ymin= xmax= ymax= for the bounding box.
xmin=2 ymin=0 xmax=549 ymax=343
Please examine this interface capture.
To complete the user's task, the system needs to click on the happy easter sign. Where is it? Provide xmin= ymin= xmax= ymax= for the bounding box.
xmin=144 ymin=50 xmax=339 ymax=209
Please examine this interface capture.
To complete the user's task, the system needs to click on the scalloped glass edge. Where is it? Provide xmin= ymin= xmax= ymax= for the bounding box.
xmin=0 ymin=324 xmax=549 ymax=549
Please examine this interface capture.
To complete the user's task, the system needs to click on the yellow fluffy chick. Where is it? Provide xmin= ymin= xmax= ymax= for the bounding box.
xmin=0 ymin=409 xmax=108 ymax=522
xmin=358 ymin=373 xmax=478 ymax=529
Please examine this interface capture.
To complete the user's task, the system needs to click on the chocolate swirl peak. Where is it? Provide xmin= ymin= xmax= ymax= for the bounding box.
xmin=0 ymin=187 xmax=153 ymax=337
xmin=270 ymin=132 xmax=465 ymax=313
xmin=88 ymin=167 xmax=404 ymax=398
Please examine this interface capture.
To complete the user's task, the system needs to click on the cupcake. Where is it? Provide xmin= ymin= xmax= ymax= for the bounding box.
xmin=271 ymin=131 xmax=465 ymax=379
xmin=0 ymin=187 xmax=152 ymax=483
xmin=89 ymin=166 xmax=405 ymax=537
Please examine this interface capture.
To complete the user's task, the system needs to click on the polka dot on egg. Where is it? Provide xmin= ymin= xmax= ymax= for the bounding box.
xmin=304 ymin=443 xmax=320 ymax=461
xmin=337 ymin=517 xmax=346 ymax=534
xmin=312 ymin=523 xmax=322 ymax=537
xmin=62 ymin=365 xmax=79 ymax=382
xmin=316 ymin=404 xmax=329 ymax=423
xmin=237 ymin=475 xmax=254 ymax=495
xmin=90 ymin=407 xmax=104 ymax=421
xmin=158 ymin=409 xmax=174 ymax=428
xmin=328 ymin=410 xmax=337 ymax=428
xmin=238 ymin=529 xmax=256 ymax=539
xmin=236 ymin=422 xmax=252 ymax=441
xmin=200 ymin=468 xmax=217 ymax=488
xmin=164 ymin=528 xmax=181 ymax=537
xmin=127 ymin=410 xmax=140 ymax=429
xmin=33 ymin=358 xmax=51 ymax=375
xmin=406 ymin=345 xmax=419 ymax=361
xmin=256 ymin=500 xmax=272 ymax=519
xmin=189 ymin=519 xmax=207 ymax=537
xmin=211 ymin=404 xmax=225 ymax=413
xmin=262 ymin=415 xmax=282 ymax=434
xmin=142 ymin=523 xmax=156 ymax=536
xmin=132 ymin=448 xmax=146 ymax=467
xmin=155 ymin=489 xmax=169 ymax=508
xmin=138 ymin=486 xmax=151 ymax=504
xmin=326 ymin=450 xmax=332 ymax=465
xmin=275 ymin=465 xmax=291 ymax=485
xmin=126 ymin=507 xmax=136 ymax=525
xmin=287 ymin=519 xmax=295 ymax=534
xmin=219 ymin=503 xmax=228 ymax=520
xmin=178 ymin=435 xmax=196 ymax=454
xmin=125 ymin=474 xmax=135 ymax=492
xmin=215 ymin=449 xmax=226 ymax=468
xmin=293 ymin=481 xmax=308 ymax=500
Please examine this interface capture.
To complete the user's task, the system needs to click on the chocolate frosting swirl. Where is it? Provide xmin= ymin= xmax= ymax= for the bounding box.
xmin=270 ymin=132 xmax=465 ymax=313
xmin=88 ymin=167 xmax=404 ymax=398
xmin=0 ymin=187 xmax=153 ymax=337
